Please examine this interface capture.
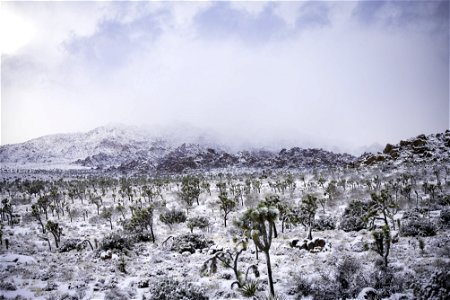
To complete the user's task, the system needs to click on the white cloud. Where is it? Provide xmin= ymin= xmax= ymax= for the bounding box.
xmin=229 ymin=1 xmax=268 ymax=17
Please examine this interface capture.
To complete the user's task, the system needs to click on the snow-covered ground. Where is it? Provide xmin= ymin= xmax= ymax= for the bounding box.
xmin=0 ymin=159 xmax=449 ymax=300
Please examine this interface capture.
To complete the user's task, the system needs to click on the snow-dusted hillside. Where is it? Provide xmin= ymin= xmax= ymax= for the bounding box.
xmin=1 ymin=125 xmax=355 ymax=172
xmin=0 ymin=125 xmax=158 ymax=166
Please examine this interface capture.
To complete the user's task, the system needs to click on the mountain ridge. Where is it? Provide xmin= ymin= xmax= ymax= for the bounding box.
xmin=1 ymin=125 xmax=448 ymax=173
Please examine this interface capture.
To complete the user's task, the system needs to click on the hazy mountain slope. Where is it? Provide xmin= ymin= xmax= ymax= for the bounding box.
xmin=0 ymin=125 xmax=162 ymax=165
xmin=3 ymin=125 xmax=447 ymax=173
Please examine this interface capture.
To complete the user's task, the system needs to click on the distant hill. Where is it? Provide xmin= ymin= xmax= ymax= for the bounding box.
xmin=1 ymin=125 xmax=448 ymax=173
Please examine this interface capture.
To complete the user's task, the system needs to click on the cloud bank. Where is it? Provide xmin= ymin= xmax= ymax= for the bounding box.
xmin=1 ymin=1 xmax=449 ymax=154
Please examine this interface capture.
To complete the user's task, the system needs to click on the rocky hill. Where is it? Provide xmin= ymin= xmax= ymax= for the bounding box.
xmin=0 ymin=125 xmax=355 ymax=173
xmin=2 ymin=125 xmax=448 ymax=174
xmin=355 ymin=130 xmax=450 ymax=166
xmin=113 ymin=144 xmax=355 ymax=174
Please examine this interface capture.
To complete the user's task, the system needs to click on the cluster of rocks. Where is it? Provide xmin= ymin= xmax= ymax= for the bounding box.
xmin=290 ymin=237 xmax=327 ymax=253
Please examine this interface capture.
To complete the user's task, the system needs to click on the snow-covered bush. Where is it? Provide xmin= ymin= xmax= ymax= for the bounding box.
xmin=147 ymin=278 xmax=208 ymax=300
xmin=413 ymin=261 xmax=450 ymax=300
xmin=437 ymin=195 xmax=450 ymax=206
xmin=0 ymin=281 xmax=17 ymax=291
xmin=368 ymin=267 xmax=415 ymax=298
xmin=440 ymin=209 xmax=450 ymax=227
xmin=288 ymin=275 xmax=312 ymax=298
xmin=400 ymin=219 xmax=437 ymax=237
xmin=313 ymin=215 xmax=336 ymax=231
xmin=170 ymin=233 xmax=214 ymax=253
xmin=159 ymin=208 xmax=187 ymax=230
xmin=290 ymin=256 xmax=364 ymax=299
xmin=100 ymin=232 xmax=132 ymax=251
xmin=105 ymin=287 xmax=133 ymax=300
xmin=339 ymin=200 xmax=368 ymax=232
xmin=187 ymin=216 xmax=210 ymax=233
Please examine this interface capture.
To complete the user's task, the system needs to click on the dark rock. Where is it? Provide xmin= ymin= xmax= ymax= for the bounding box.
xmin=138 ymin=279 xmax=149 ymax=288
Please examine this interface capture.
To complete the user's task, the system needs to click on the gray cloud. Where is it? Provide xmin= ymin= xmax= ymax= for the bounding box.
xmin=1 ymin=1 xmax=448 ymax=155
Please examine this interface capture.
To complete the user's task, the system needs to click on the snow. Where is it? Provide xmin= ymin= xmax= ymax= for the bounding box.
xmin=0 ymin=253 xmax=37 ymax=265
xmin=0 ymin=130 xmax=449 ymax=299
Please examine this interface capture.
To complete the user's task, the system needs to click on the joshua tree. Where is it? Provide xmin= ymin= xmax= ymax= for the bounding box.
xmin=180 ymin=176 xmax=201 ymax=207
xmin=118 ymin=255 xmax=126 ymax=273
xmin=37 ymin=196 xmax=50 ymax=220
xmin=101 ymin=207 xmax=114 ymax=230
xmin=129 ymin=206 xmax=155 ymax=243
xmin=236 ymin=203 xmax=278 ymax=296
xmin=1 ymin=199 xmax=13 ymax=226
xmin=217 ymin=191 xmax=236 ymax=228
xmin=116 ymin=203 xmax=126 ymax=219
xmin=201 ymin=181 xmax=211 ymax=195
xmin=31 ymin=204 xmax=46 ymax=233
xmin=251 ymin=179 xmax=261 ymax=193
xmin=46 ymin=220 xmax=62 ymax=248
xmin=201 ymin=237 xmax=260 ymax=296
xmin=299 ymin=194 xmax=318 ymax=240
xmin=365 ymin=190 xmax=398 ymax=267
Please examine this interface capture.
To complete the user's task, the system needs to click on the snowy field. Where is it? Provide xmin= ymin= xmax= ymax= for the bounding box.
xmin=1 ymin=156 xmax=449 ymax=300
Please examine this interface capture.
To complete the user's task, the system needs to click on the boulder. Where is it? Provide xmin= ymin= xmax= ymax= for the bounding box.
xmin=291 ymin=238 xmax=326 ymax=252
xmin=357 ymin=287 xmax=379 ymax=300
xmin=313 ymin=238 xmax=326 ymax=248
xmin=137 ymin=280 xmax=149 ymax=288
xmin=100 ymin=250 xmax=112 ymax=260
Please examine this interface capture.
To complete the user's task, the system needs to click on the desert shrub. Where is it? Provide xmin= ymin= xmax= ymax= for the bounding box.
xmin=400 ymin=219 xmax=437 ymax=237
xmin=105 ymin=287 xmax=132 ymax=300
xmin=339 ymin=200 xmax=368 ymax=232
xmin=402 ymin=209 xmax=425 ymax=220
xmin=413 ymin=270 xmax=450 ymax=300
xmin=100 ymin=232 xmax=132 ymax=251
xmin=313 ymin=216 xmax=336 ymax=231
xmin=339 ymin=216 xmax=366 ymax=231
xmin=290 ymin=256 xmax=364 ymax=300
xmin=0 ymin=281 xmax=17 ymax=291
xmin=59 ymin=239 xmax=83 ymax=252
xmin=170 ymin=233 xmax=214 ymax=254
xmin=412 ymin=260 xmax=450 ymax=299
xmin=187 ymin=216 xmax=210 ymax=233
xmin=368 ymin=268 xmax=415 ymax=298
xmin=288 ymin=275 xmax=312 ymax=298
xmin=147 ymin=278 xmax=208 ymax=300
xmin=159 ymin=208 xmax=187 ymax=229
xmin=20 ymin=212 xmax=35 ymax=225
xmin=440 ymin=209 xmax=450 ymax=227
xmin=239 ymin=280 xmax=258 ymax=297
xmin=335 ymin=256 xmax=362 ymax=298
xmin=88 ymin=215 xmax=102 ymax=225
xmin=437 ymin=195 xmax=450 ymax=206
xmin=14 ymin=196 xmax=32 ymax=205
xmin=59 ymin=293 xmax=79 ymax=300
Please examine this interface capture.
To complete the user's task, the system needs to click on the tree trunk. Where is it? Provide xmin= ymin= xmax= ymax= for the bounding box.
xmin=272 ymin=223 xmax=278 ymax=238
xmin=150 ymin=225 xmax=155 ymax=243
xmin=264 ymin=250 xmax=275 ymax=297
xmin=307 ymin=222 xmax=313 ymax=240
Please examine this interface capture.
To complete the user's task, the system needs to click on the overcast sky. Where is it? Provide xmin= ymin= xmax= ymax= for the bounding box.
xmin=1 ymin=1 xmax=449 ymax=154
